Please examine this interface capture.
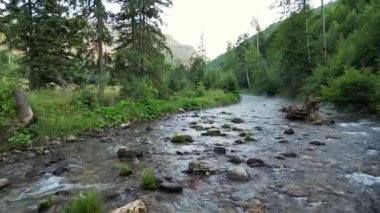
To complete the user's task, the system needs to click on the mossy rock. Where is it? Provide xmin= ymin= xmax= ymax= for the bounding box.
xmin=231 ymin=118 xmax=244 ymax=124
xmin=244 ymin=135 xmax=256 ymax=142
xmin=230 ymin=156 xmax=243 ymax=164
xmin=206 ymin=128 xmax=221 ymax=136
xmin=221 ymin=124 xmax=231 ymax=129
xmin=119 ymin=163 xmax=132 ymax=177
xmin=171 ymin=135 xmax=193 ymax=143
xmin=38 ymin=197 xmax=55 ymax=212
xmin=140 ymin=168 xmax=158 ymax=190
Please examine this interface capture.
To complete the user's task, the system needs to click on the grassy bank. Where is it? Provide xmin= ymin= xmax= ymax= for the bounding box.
xmin=4 ymin=88 xmax=238 ymax=149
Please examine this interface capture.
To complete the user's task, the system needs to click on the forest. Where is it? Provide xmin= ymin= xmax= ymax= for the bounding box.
xmin=210 ymin=0 xmax=380 ymax=114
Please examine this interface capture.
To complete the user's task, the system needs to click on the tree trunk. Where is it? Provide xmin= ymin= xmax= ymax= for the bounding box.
xmin=15 ymin=89 xmax=34 ymax=124
xmin=96 ymin=0 xmax=105 ymax=97
xmin=245 ymin=65 xmax=251 ymax=88
xmin=305 ymin=19 xmax=312 ymax=64
xmin=321 ymin=0 xmax=327 ymax=61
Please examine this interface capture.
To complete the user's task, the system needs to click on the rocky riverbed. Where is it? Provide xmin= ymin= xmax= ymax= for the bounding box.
xmin=0 ymin=95 xmax=379 ymax=212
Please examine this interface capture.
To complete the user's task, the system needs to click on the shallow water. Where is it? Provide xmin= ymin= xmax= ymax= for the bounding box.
xmin=1 ymin=95 xmax=379 ymax=212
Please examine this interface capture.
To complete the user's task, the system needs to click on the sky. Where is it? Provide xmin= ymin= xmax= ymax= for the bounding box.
xmin=107 ymin=0 xmax=323 ymax=60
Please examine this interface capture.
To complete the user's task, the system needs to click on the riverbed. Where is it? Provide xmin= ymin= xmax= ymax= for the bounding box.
xmin=1 ymin=95 xmax=379 ymax=212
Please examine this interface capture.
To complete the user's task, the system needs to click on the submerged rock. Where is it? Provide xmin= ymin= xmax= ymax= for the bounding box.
xmin=110 ymin=199 xmax=147 ymax=213
xmin=280 ymin=152 xmax=297 ymax=158
xmin=221 ymin=124 xmax=231 ymax=129
xmin=0 ymin=178 xmax=10 ymax=189
xmin=52 ymin=166 xmax=69 ymax=176
xmin=244 ymin=135 xmax=256 ymax=142
xmin=232 ymin=127 xmax=243 ymax=131
xmin=230 ymin=156 xmax=244 ymax=164
xmin=310 ymin=140 xmax=326 ymax=146
xmin=231 ymin=118 xmax=244 ymax=124
xmin=159 ymin=182 xmax=183 ymax=193
xmin=117 ymin=148 xmax=143 ymax=158
xmin=247 ymin=158 xmax=266 ymax=167
xmin=214 ymin=146 xmax=227 ymax=155
xmin=206 ymin=128 xmax=221 ymax=136
xmin=284 ymin=128 xmax=294 ymax=135
xmin=171 ymin=135 xmax=193 ymax=143
xmin=227 ymin=166 xmax=250 ymax=181
xmin=25 ymin=166 xmax=45 ymax=179
xmin=278 ymin=139 xmax=290 ymax=144
xmin=234 ymin=140 xmax=244 ymax=145
xmin=246 ymin=199 xmax=267 ymax=213
xmin=285 ymin=187 xmax=311 ymax=197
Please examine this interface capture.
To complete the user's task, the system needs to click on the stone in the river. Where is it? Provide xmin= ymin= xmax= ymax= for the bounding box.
xmin=244 ymin=135 xmax=256 ymax=142
xmin=310 ymin=140 xmax=326 ymax=146
xmin=230 ymin=156 xmax=244 ymax=164
xmin=254 ymin=126 xmax=264 ymax=131
xmin=278 ymin=139 xmax=290 ymax=144
xmin=0 ymin=178 xmax=10 ymax=189
xmin=239 ymin=132 xmax=248 ymax=137
xmin=280 ymin=152 xmax=297 ymax=158
xmin=110 ymin=199 xmax=147 ymax=213
xmin=27 ymin=152 xmax=37 ymax=159
xmin=66 ymin=135 xmax=77 ymax=142
xmin=247 ymin=158 xmax=266 ymax=167
xmin=145 ymin=126 xmax=153 ymax=131
xmin=246 ymin=199 xmax=267 ymax=213
xmin=285 ymin=187 xmax=311 ymax=197
xmin=207 ymin=128 xmax=221 ymax=136
xmin=221 ymin=124 xmax=231 ymax=129
xmin=120 ymin=122 xmax=131 ymax=129
xmin=234 ymin=140 xmax=244 ymax=145
xmin=38 ymin=198 xmax=54 ymax=212
xmin=117 ymin=148 xmax=143 ymax=158
xmin=231 ymin=118 xmax=244 ymax=124
xmin=25 ymin=167 xmax=45 ymax=179
xmin=171 ymin=135 xmax=193 ymax=143
xmin=52 ymin=166 xmax=69 ymax=176
xmin=284 ymin=128 xmax=294 ymax=135
xmin=312 ymin=119 xmax=324 ymax=125
xmin=176 ymin=151 xmax=183 ymax=155
xmin=227 ymin=166 xmax=250 ymax=181
xmin=188 ymin=160 xmax=209 ymax=174
xmin=214 ymin=146 xmax=227 ymax=155
xmin=194 ymin=125 xmax=205 ymax=131
xmin=159 ymin=182 xmax=183 ymax=193
xmin=276 ymin=156 xmax=286 ymax=160
xmin=232 ymin=127 xmax=243 ymax=131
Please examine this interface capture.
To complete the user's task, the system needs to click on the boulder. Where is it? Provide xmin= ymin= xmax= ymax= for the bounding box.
xmin=227 ymin=166 xmax=250 ymax=181
xmin=230 ymin=156 xmax=244 ymax=164
xmin=206 ymin=128 xmax=221 ymax=136
xmin=246 ymin=199 xmax=267 ymax=213
xmin=214 ymin=146 xmax=226 ymax=155
xmin=284 ymin=128 xmax=294 ymax=135
xmin=110 ymin=199 xmax=147 ymax=213
xmin=0 ymin=178 xmax=10 ymax=189
xmin=171 ymin=135 xmax=193 ymax=143
xmin=188 ymin=160 xmax=209 ymax=172
xmin=231 ymin=118 xmax=244 ymax=124
xmin=159 ymin=182 xmax=183 ymax=193
xmin=117 ymin=148 xmax=143 ymax=158
xmin=246 ymin=158 xmax=266 ymax=167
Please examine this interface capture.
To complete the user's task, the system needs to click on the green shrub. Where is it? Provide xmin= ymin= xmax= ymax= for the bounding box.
xmin=121 ymin=78 xmax=158 ymax=101
xmin=8 ymin=132 xmax=33 ymax=149
xmin=195 ymin=82 xmax=206 ymax=97
xmin=218 ymin=72 xmax=238 ymax=93
xmin=73 ymin=88 xmax=98 ymax=109
xmin=65 ymin=190 xmax=104 ymax=213
xmin=0 ymin=77 xmax=18 ymax=128
xmin=119 ymin=163 xmax=132 ymax=176
xmin=321 ymin=68 xmax=379 ymax=111
xmin=140 ymin=168 xmax=157 ymax=190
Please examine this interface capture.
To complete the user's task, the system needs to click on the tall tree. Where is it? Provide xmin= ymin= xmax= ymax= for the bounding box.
xmin=114 ymin=0 xmax=172 ymax=82
xmin=321 ymin=0 xmax=327 ymax=61
xmin=235 ymin=33 xmax=251 ymax=88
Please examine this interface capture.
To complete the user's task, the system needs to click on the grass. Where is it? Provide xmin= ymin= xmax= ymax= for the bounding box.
xmin=26 ymin=89 xmax=239 ymax=140
xmin=140 ymin=168 xmax=158 ymax=190
xmin=63 ymin=190 xmax=104 ymax=213
xmin=119 ymin=163 xmax=132 ymax=176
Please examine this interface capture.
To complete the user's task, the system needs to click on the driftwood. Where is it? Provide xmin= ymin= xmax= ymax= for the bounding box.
xmin=280 ymin=97 xmax=321 ymax=121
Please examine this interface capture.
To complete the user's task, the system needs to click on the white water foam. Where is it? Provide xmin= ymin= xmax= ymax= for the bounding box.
xmin=346 ymin=173 xmax=380 ymax=186
xmin=339 ymin=123 xmax=363 ymax=128
xmin=371 ymin=127 xmax=380 ymax=132
xmin=342 ymin=131 xmax=370 ymax=137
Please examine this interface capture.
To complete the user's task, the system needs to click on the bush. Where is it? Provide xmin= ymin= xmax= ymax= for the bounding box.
xmin=121 ymin=77 xmax=158 ymax=101
xmin=0 ymin=77 xmax=18 ymax=129
xmin=218 ymin=72 xmax=238 ymax=93
xmin=73 ymin=88 xmax=98 ymax=109
xmin=64 ymin=190 xmax=104 ymax=213
xmin=321 ymin=68 xmax=380 ymax=111
xmin=140 ymin=168 xmax=157 ymax=190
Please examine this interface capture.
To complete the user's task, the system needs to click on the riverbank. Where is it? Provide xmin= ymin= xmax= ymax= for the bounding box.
xmin=2 ymin=88 xmax=239 ymax=151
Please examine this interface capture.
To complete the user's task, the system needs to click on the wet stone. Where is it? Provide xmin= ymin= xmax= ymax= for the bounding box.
xmin=280 ymin=152 xmax=297 ymax=158
xmin=247 ymin=158 xmax=266 ymax=167
xmin=254 ymin=126 xmax=264 ymax=131
xmin=278 ymin=139 xmax=290 ymax=144
xmin=276 ymin=156 xmax=286 ymax=160
xmin=52 ymin=165 xmax=69 ymax=176
xmin=25 ymin=166 xmax=45 ymax=179
xmin=246 ymin=199 xmax=267 ymax=213
xmin=231 ymin=118 xmax=245 ymax=124
xmin=284 ymin=128 xmax=294 ymax=135
xmin=214 ymin=147 xmax=227 ymax=155
xmin=159 ymin=182 xmax=183 ymax=193
xmin=310 ymin=140 xmax=326 ymax=146
xmin=232 ymin=127 xmax=243 ymax=132
xmin=0 ymin=178 xmax=10 ymax=189
xmin=117 ymin=148 xmax=143 ymax=158
xmin=235 ymin=140 xmax=245 ymax=145
xmin=230 ymin=156 xmax=244 ymax=164
xmin=285 ymin=188 xmax=311 ymax=197
xmin=227 ymin=166 xmax=250 ymax=181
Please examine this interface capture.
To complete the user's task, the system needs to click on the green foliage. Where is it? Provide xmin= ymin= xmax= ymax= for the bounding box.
xmin=64 ymin=190 xmax=104 ymax=213
xmin=119 ymin=163 xmax=132 ymax=176
xmin=321 ymin=68 xmax=380 ymax=111
xmin=121 ymin=78 xmax=158 ymax=101
xmin=0 ymin=77 xmax=18 ymax=128
xmin=140 ymin=168 xmax=158 ymax=190
xmin=217 ymin=72 xmax=238 ymax=94
xmin=8 ymin=131 xmax=33 ymax=150
xmin=38 ymin=197 xmax=54 ymax=212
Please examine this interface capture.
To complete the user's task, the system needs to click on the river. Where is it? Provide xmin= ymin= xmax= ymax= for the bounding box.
xmin=0 ymin=95 xmax=379 ymax=212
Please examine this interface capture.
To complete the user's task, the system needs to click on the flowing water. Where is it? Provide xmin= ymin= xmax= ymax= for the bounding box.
xmin=0 ymin=95 xmax=379 ymax=212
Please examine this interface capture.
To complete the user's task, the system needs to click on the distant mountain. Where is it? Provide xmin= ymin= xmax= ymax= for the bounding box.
xmin=165 ymin=35 xmax=196 ymax=65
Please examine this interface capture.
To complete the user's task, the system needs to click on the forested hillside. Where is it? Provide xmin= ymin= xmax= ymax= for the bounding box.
xmin=211 ymin=0 xmax=380 ymax=113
